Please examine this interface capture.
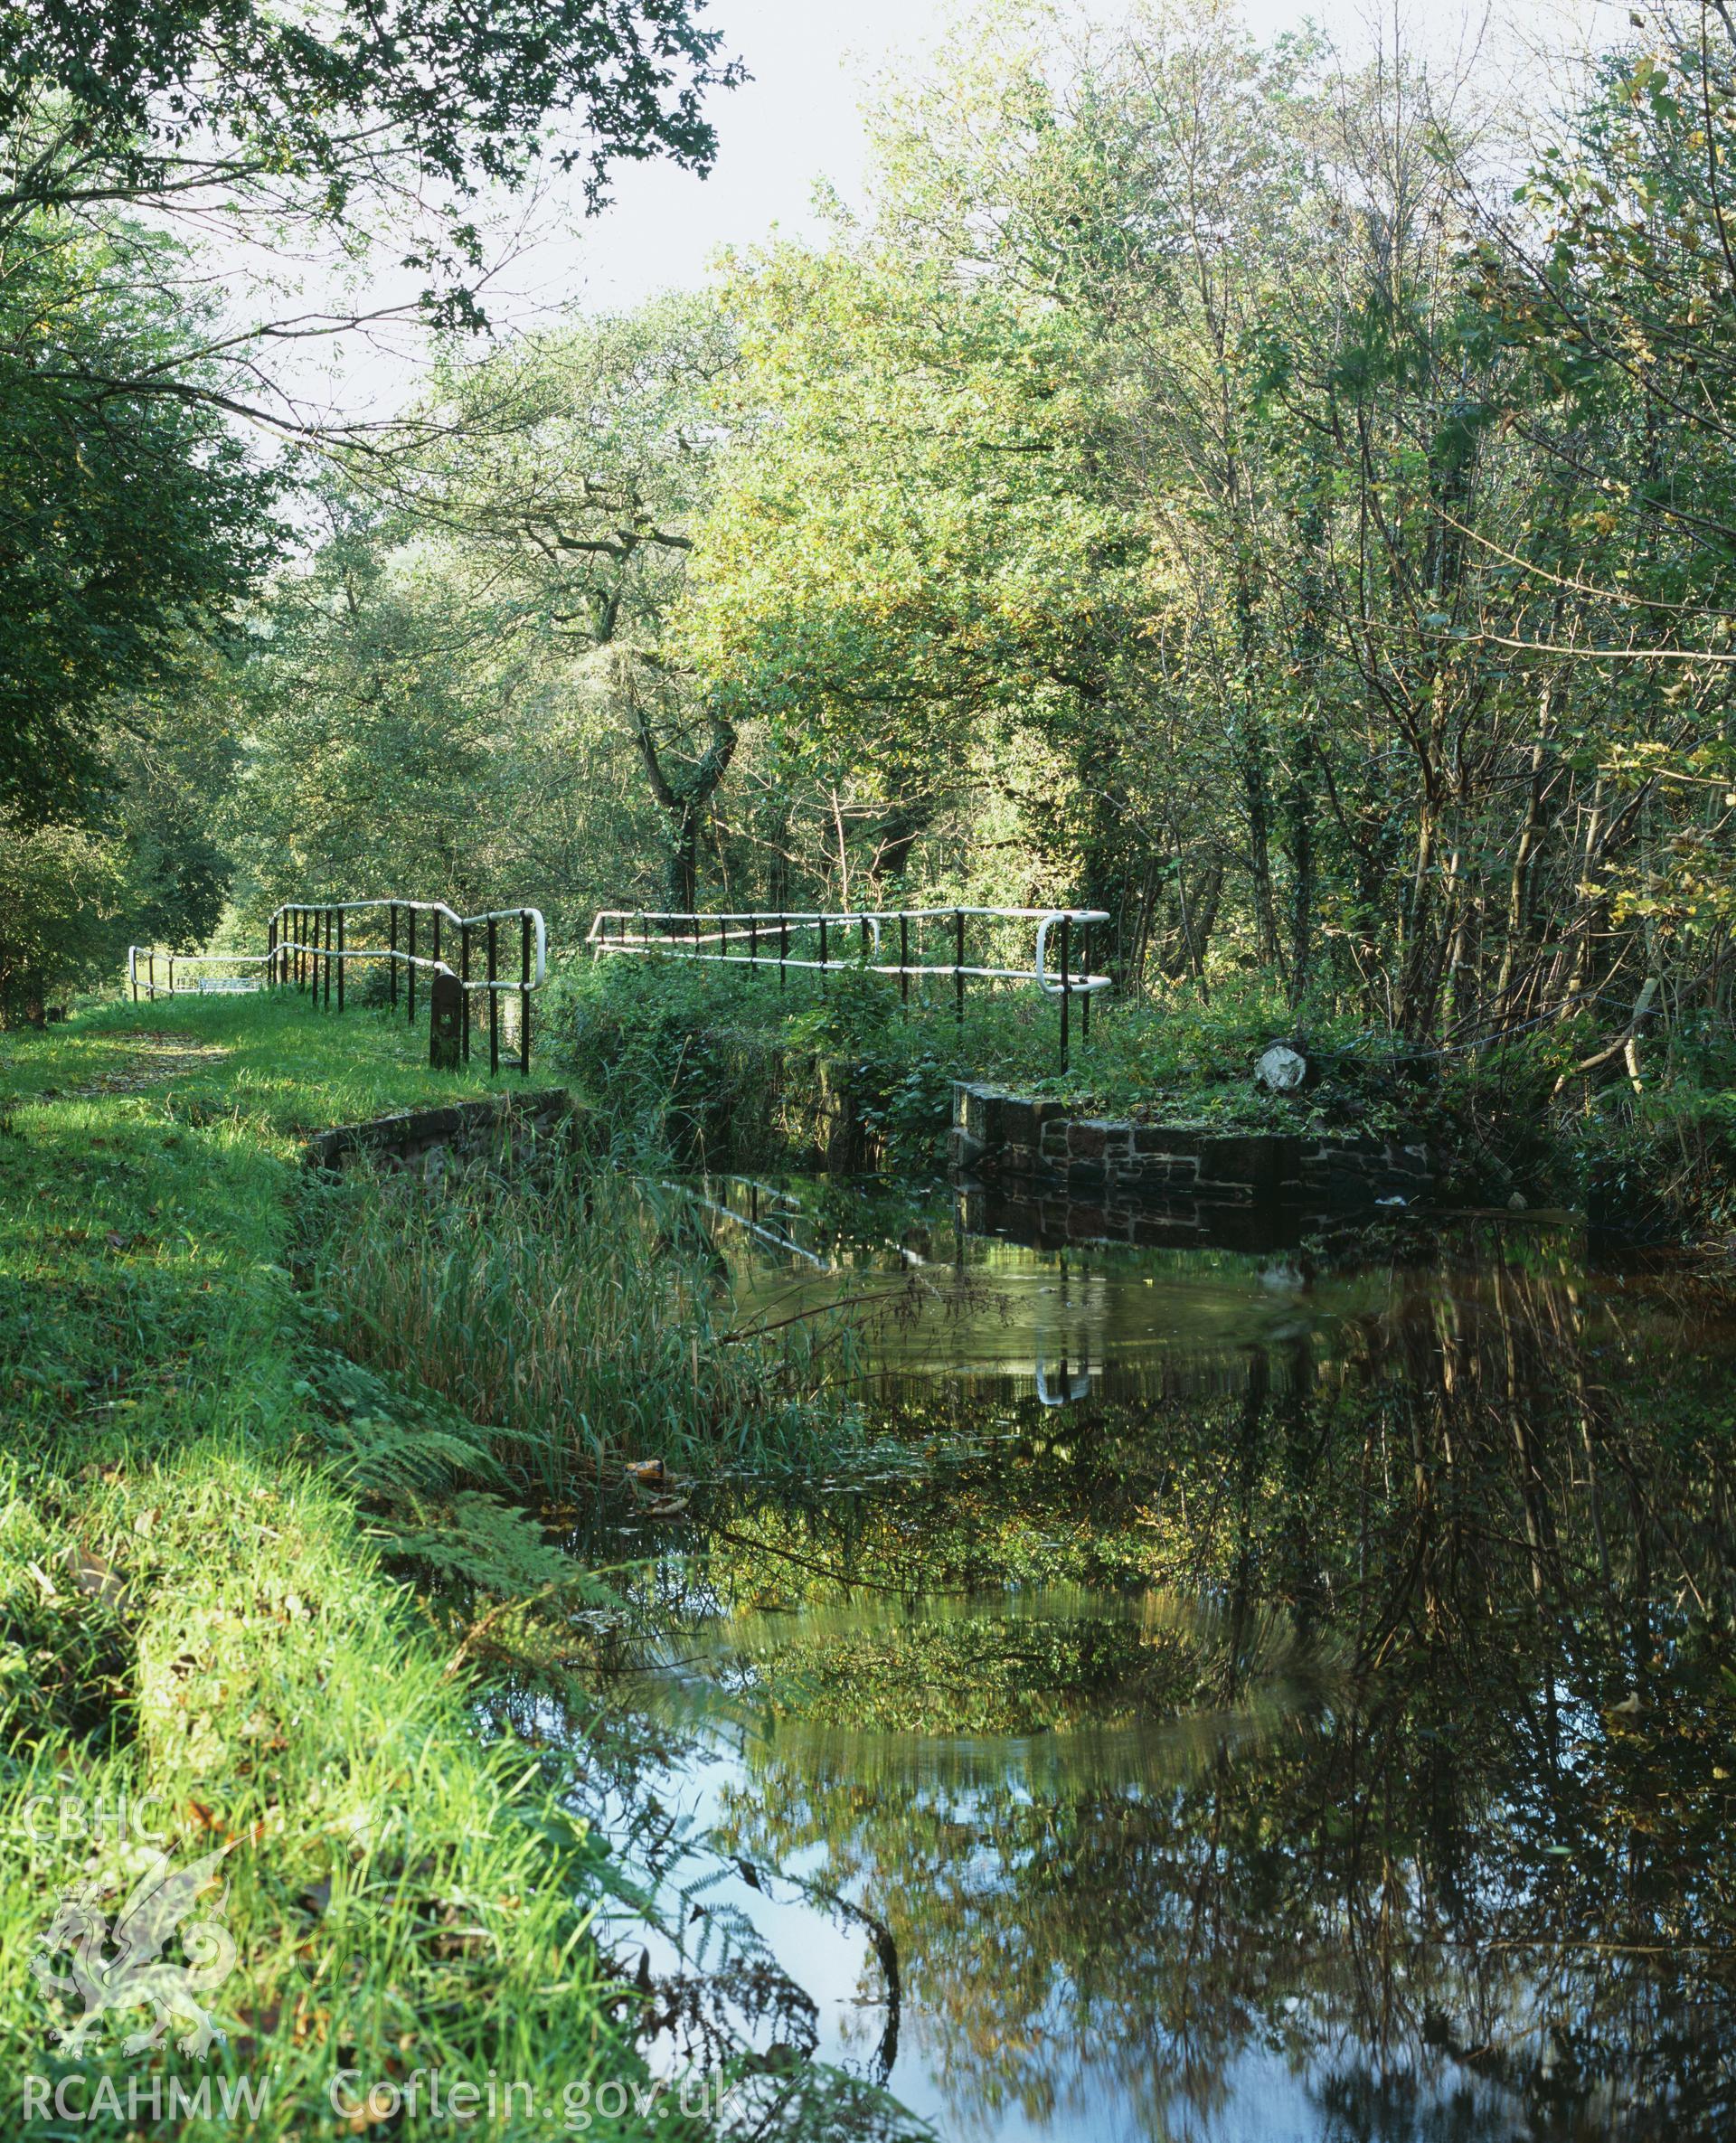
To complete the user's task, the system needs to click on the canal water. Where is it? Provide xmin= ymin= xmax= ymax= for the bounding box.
xmin=538 ymin=1178 xmax=1736 ymax=2141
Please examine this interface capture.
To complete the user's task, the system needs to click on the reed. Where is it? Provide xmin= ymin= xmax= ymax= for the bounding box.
xmin=314 ymin=1157 xmax=839 ymax=1491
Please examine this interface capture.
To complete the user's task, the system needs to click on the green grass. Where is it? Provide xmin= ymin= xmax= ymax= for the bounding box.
xmin=0 ymin=994 xmax=681 ymax=2138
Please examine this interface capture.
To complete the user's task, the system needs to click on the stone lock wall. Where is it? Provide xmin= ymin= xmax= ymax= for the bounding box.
xmin=304 ymin=1089 xmax=585 ymax=1178
xmin=948 ymin=1083 xmax=1431 ymax=1215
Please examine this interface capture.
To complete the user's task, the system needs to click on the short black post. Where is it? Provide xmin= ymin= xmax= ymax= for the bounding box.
xmin=818 ymin=915 xmax=828 ymax=993
xmin=147 ymin=951 xmax=156 ymax=998
xmin=779 ymin=915 xmax=788 ymax=991
xmin=955 ymin=909 xmax=966 ymax=1024
xmin=407 ymin=910 xmax=417 ymax=1024
xmin=487 ymin=917 xmax=499 ymax=1076
xmin=749 ymin=915 xmax=758 ymax=970
xmin=900 ymin=915 xmax=910 ymax=1012
xmin=860 ymin=914 xmax=870 ymax=967
xmin=1080 ymin=917 xmax=1091 ymax=1043
xmin=294 ymin=912 xmax=302 ymax=991
xmin=268 ymin=918 xmax=277 ymax=987
xmin=389 ymin=904 xmax=398 ymax=1009
xmin=1059 ymin=912 xmax=1071 ymax=1074
xmin=520 ymin=911 xmax=532 ymax=1078
xmin=335 ymin=910 xmax=344 ymax=1011
xmin=323 ymin=911 xmax=332 ymax=1008
xmin=430 ymin=911 xmax=441 ymax=992
xmin=429 ymin=973 xmax=463 ymax=1070
xmin=460 ymin=922 xmax=471 ymax=1062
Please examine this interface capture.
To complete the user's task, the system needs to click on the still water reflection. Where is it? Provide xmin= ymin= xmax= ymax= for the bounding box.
xmin=552 ymin=1181 xmax=1736 ymax=2141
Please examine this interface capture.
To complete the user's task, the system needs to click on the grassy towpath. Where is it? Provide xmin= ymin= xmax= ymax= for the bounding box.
xmin=0 ymin=996 xmax=658 ymax=2138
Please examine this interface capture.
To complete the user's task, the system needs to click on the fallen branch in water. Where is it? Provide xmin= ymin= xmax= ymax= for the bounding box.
xmin=722 ymin=1289 xmax=916 ymax=1343
xmin=704 ymin=1520 xmax=971 ymax=1600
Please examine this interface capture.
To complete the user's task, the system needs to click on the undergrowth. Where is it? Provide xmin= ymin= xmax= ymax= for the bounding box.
xmin=553 ymin=956 xmax=1736 ymax=1234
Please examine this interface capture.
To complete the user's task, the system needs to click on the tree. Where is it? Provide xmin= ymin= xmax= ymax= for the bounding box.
xmin=0 ymin=220 xmax=277 ymax=822
xmin=369 ymin=300 xmax=741 ymax=907
xmin=0 ymin=668 xmax=237 ymax=1022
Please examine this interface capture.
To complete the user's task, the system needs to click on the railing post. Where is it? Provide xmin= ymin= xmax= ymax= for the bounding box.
xmin=749 ymin=914 xmax=758 ymax=970
xmin=389 ymin=904 xmax=398 ymax=1009
xmin=430 ymin=910 xmax=441 ymax=992
xmin=487 ymin=916 xmax=499 ymax=1076
xmin=520 ymin=911 xmax=532 ymax=1079
xmin=407 ymin=910 xmax=416 ymax=1024
xmin=900 ymin=914 xmax=910 ymax=1013
xmin=1059 ymin=912 xmax=1071 ymax=1074
xmin=955 ymin=910 xmax=966 ymax=1024
xmin=268 ymin=918 xmax=277 ymax=987
xmin=859 ymin=913 xmax=870 ymax=967
xmin=818 ymin=915 xmax=827 ymax=994
xmin=1080 ymin=917 xmax=1091 ymax=1043
xmin=323 ymin=911 xmax=332 ymax=1009
xmin=779 ymin=914 xmax=788 ymax=991
xmin=460 ymin=922 xmax=471 ymax=1062
xmin=335 ymin=909 xmax=344 ymax=1012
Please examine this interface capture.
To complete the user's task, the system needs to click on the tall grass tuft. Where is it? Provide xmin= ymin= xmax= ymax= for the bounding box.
xmin=314 ymin=1156 xmax=841 ymax=1491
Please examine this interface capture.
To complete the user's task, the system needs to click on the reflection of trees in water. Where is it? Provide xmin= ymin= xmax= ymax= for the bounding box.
xmin=702 ymin=1259 xmax=1736 ymax=2139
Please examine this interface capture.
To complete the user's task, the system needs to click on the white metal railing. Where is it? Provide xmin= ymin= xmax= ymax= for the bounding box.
xmin=126 ymin=949 xmax=269 ymax=996
xmin=587 ymin=905 xmax=1110 ymax=1068
xmin=127 ymin=898 xmax=548 ymax=1078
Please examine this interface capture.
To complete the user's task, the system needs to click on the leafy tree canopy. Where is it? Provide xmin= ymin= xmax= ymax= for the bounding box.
xmin=2 ymin=0 xmax=741 ymax=310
